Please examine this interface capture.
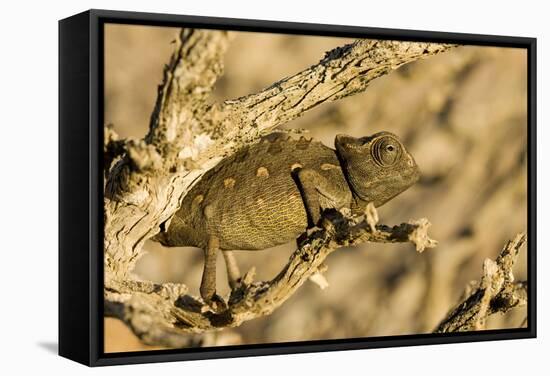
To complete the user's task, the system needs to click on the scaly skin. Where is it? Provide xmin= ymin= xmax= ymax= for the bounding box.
xmin=155 ymin=131 xmax=420 ymax=310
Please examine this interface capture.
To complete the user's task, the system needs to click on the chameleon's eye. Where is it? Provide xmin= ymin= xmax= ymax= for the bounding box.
xmin=372 ymin=136 xmax=401 ymax=166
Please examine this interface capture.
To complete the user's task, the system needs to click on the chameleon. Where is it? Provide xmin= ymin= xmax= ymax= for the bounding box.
xmin=155 ymin=131 xmax=420 ymax=310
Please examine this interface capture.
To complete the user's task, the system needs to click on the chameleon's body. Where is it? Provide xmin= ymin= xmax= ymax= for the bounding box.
xmin=162 ymin=133 xmax=349 ymax=251
xmin=156 ymin=131 xmax=420 ymax=310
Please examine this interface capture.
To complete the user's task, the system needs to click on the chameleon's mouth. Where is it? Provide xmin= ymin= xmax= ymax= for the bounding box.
xmin=351 ymin=165 xmax=420 ymax=206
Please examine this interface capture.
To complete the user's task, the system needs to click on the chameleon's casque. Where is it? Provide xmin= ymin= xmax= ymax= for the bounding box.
xmin=156 ymin=131 xmax=419 ymax=308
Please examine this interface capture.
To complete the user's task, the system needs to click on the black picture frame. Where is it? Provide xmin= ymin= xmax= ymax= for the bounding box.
xmin=59 ymin=8 xmax=537 ymax=367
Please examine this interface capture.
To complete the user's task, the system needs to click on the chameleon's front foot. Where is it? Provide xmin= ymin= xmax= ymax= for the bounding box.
xmin=306 ymin=225 xmax=323 ymax=236
xmin=296 ymin=225 xmax=323 ymax=248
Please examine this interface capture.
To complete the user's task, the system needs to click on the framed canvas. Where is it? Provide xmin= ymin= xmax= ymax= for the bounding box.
xmin=59 ymin=9 xmax=536 ymax=366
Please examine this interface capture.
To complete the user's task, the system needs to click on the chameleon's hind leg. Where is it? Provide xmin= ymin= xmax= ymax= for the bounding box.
xmin=222 ymin=250 xmax=241 ymax=289
xmin=200 ymin=236 xmax=226 ymax=312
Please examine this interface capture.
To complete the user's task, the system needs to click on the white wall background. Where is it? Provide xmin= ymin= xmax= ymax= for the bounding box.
xmin=0 ymin=0 xmax=546 ymax=374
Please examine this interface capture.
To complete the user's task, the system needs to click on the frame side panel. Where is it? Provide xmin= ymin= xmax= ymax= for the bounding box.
xmin=59 ymin=10 xmax=92 ymax=366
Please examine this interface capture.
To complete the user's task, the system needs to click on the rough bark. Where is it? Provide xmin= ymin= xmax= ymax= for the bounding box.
xmin=434 ymin=233 xmax=528 ymax=333
xmin=104 ymin=28 xmax=452 ymax=345
xmin=105 ymin=208 xmax=437 ymax=346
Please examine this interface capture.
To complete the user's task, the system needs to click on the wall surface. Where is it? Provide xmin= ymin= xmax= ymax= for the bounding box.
xmin=1 ymin=0 xmax=547 ymax=375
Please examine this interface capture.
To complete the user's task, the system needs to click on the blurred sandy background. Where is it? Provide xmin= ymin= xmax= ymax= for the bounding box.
xmin=104 ymin=24 xmax=528 ymax=352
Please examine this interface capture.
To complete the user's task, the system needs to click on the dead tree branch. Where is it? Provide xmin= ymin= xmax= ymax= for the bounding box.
xmin=434 ymin=233 xmax=527 ymax=333
xmin=105 ymin=209 xmax=437 ymax=346
xmin=103 ymin=28 xmax=451 ymax=346
xmin=217 ymin=40 xmax=453 ymax=138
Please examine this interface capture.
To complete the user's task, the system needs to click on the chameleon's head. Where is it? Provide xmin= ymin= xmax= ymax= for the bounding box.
xmin=335 ymin=131 xmax=420 ymax=207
